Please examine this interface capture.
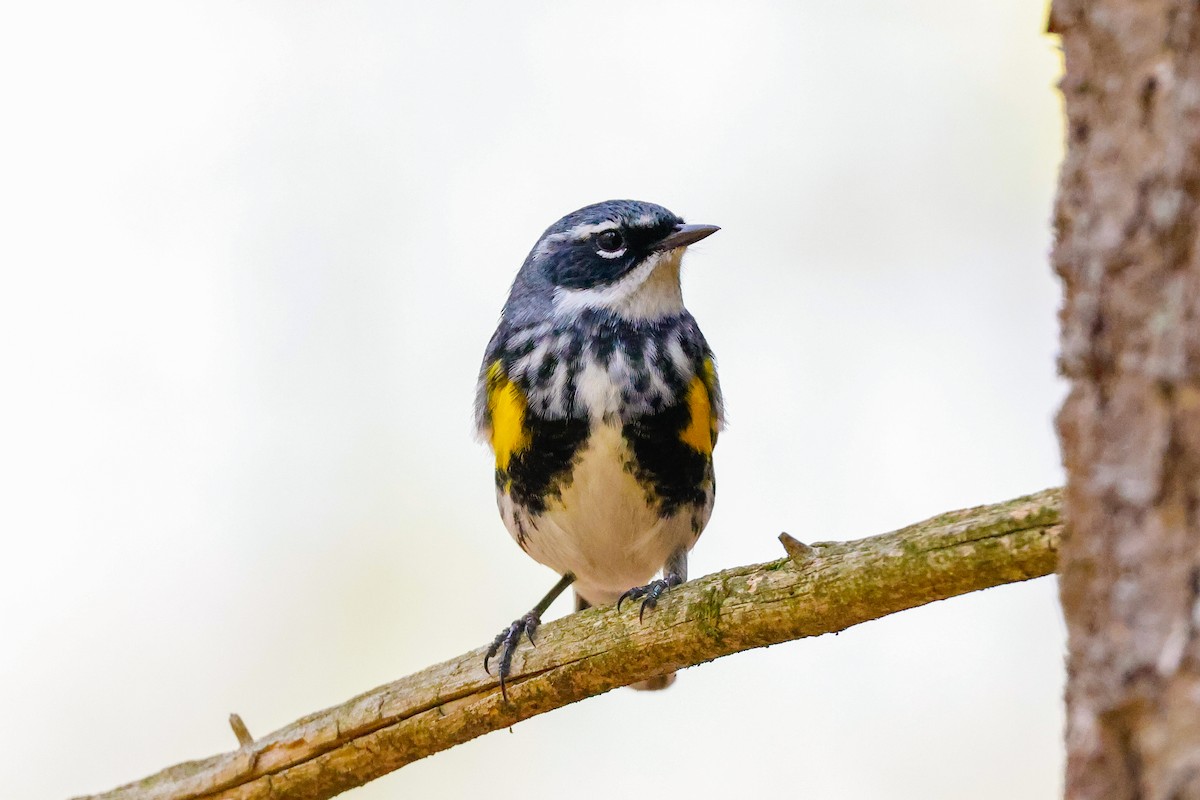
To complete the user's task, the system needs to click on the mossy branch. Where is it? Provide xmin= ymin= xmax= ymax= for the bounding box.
xmin=76 ymin=488 xmax=1062 ymax=800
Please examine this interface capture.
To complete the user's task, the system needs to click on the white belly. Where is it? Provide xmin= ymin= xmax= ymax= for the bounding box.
xmin=496 ymin=424 xmax=698 ymax=606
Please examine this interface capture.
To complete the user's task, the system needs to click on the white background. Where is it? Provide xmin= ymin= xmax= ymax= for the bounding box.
xmin=1 ymin=2 xmax=1065 ymax=798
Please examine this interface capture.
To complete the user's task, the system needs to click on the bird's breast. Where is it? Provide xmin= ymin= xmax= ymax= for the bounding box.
xmin=499 ymin=423 xmax=695 ymax=603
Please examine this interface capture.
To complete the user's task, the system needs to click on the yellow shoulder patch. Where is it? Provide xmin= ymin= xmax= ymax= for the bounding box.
xmin=701 ymin=357 xmax=719 ymax=445
xmin=680 ymin=373 xmax=715 ymax=456
xmin=486 ymin=361 xmax=530 ymax=471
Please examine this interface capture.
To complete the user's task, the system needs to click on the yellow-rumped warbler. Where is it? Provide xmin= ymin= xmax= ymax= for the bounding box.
xmin=475 ymin=200 xmax=722 ymax=697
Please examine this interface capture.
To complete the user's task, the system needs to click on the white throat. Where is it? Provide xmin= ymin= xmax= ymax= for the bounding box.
xmin=551 ymin=248 xmax=686 ymax=322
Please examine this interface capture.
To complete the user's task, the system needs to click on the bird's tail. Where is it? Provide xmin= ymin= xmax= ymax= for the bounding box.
xmin=630 ymin=673 xmax=676 ymax=691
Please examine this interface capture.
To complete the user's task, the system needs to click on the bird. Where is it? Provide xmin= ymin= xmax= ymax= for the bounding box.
xmin=474 ymin=199 xmax=723 ymax=698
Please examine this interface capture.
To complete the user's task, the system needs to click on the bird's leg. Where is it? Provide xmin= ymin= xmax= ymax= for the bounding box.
xmin=485 ymin=572 xmax=575 ymax=701
xmin=618 ymin=547 xmax=688 ymax=622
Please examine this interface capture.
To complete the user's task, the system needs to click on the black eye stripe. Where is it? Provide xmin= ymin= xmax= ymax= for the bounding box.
xmin=531 ymin=203 xmax=684 ymax=290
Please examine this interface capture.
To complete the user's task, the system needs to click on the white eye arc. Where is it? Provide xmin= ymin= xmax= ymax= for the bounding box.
xmin=595 ymin=229 xmax=626 ymax=258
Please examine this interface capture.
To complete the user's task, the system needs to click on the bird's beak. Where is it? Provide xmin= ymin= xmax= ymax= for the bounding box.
xmin=652 ymin=223 xmax=720 ymax=251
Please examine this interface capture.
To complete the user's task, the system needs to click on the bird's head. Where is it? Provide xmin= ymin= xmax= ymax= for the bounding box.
xmin=505 ymin=200 xmax=719 ymax=324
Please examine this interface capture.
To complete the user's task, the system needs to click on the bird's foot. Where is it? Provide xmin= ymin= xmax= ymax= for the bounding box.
xmin=618 ymin=574 xmax=682 ymax=622
xmin=484 ymin=611 xmax=540 ymax=701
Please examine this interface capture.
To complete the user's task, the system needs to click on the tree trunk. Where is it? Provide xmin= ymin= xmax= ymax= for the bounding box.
xmin=1053 ymin=1 xmax=1200 ymax=797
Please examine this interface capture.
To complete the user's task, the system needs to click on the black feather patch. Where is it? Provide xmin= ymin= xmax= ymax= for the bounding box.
xmin=501 ymin=416 xmax=590 ymax=516
xmin=623 ymin=401 xmax=712 ymax=517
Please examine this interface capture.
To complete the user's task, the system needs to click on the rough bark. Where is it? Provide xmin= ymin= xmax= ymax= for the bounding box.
xmin=75 ymin=489 xmax=1060 ymax=800
xmin=1052 ymin=1 xmax=1200 ymax=797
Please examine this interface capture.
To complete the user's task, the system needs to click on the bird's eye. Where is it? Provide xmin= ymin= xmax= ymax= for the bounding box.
xmin=596 ymin=230 xmax=624 ymax=253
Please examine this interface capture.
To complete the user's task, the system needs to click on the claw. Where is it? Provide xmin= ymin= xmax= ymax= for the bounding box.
xmin=619 ymin=575 xmax=682 ymax=623
xmin=483 ymin=612 xmax=541 ymax=702
xmin=484 ymin=628 xmax=508 ymax=674
xmin=639 ymin=582 xmax=663 ymax=622
xmin=617 ymin=587 xmax=638 ymax=612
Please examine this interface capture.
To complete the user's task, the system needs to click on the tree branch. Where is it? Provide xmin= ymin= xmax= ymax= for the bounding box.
xmin=76 ymin=488 xmax=1062 ymax=800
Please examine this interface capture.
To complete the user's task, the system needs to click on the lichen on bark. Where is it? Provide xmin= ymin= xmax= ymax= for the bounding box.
xmin=75 ymin=489 xmax=1061 ymax=800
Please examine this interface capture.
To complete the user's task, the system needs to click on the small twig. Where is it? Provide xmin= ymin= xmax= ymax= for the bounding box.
xmin=228 ymin=714 xmax=253 ymax=748
xmin=778 ymin=532 xmax=815 ymax=562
